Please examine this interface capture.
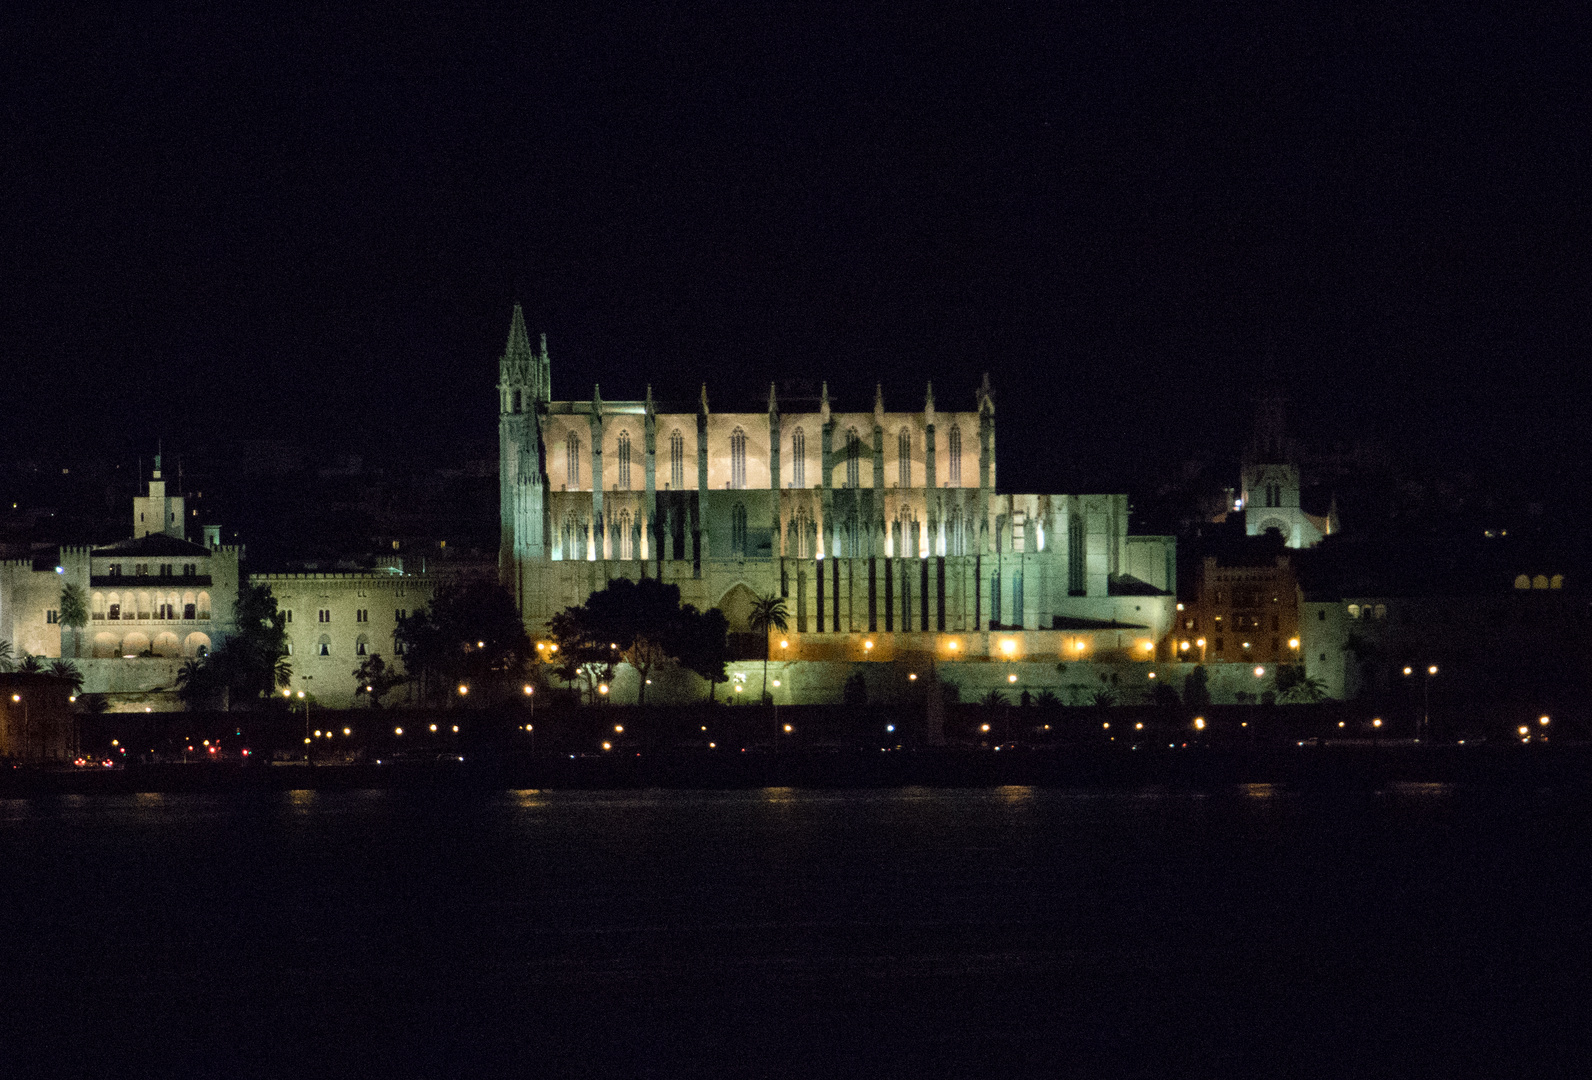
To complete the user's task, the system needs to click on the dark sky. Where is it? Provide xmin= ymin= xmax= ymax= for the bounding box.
xmin=3 ymin=2 xmax=1587 ymax=499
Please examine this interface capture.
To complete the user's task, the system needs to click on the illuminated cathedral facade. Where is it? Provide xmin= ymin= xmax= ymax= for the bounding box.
xmin=496 ymin=306 xmax=1178 ymax=687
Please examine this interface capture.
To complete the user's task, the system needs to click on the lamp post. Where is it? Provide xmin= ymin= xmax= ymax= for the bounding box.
xmin=1402 ymin=665 xmax=1437 ymax=741
xmin=10 ymin=693 xmax=29 ymax=761
xmin=298 ymin=674 xmax=314 ymax=761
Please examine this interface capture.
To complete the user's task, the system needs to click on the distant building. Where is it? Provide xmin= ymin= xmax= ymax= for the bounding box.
xmin=1 ymin=672 xmax=79 ymax=762
xmin=1239 ymin=385 xmax=1335 ymax=548
xmin=1177 ymin=542 xmax=1302 ymax=669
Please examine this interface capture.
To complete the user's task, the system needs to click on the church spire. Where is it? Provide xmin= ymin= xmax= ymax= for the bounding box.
xmin=505 ymin=303 xmax=533 ymax=361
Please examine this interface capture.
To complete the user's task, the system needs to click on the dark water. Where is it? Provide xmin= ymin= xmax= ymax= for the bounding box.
xmin=2 ymin=784 xmax=1589 ymax=1078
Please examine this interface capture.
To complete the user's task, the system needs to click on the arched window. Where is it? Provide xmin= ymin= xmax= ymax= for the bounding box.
xmin=731 ymin=503 xmax=748 ymax=556
xmin=845 ymin=428 xmax=860 ymax=488
xmin=513 ymin=389 xmax=522 ymax=413
xmin=1514 ymin=574 xmax=1531 ymax=590
xmin=948 ymin=427 xmax=962 ymax=486
xmin=791 ymin=428 xmax=806 ymax=487
xmin=566 ymin=432 xmax=581 ymax=488
xmin=356 ymin=634 xmax=370 ymax=657
xmin=898 ymin=428 xmax=911 ymax=487
xmin=618 ymin=510 xmax=633 ymax=559
xmin=1533 ymin=574 xmax=1549 ymax=589
xmin=318 ymin=634 xmax=331 ymax=657
xmin=196 ymin=591 xmax=210 ymax=620
xmin=670 ymin=430 xmax=685 ymax=489
xmin=617 ymin=430 xmax=632 ymax=489
xmin=1551 ymin=574 xmax=1564 ymax=589
xmin=949 ymin=508 xmax=965 ymax=556
xmin=730 ymin=427 xmax=747 ymax=489
xmin=1347 ymin=604 xmax=1361 ymax=619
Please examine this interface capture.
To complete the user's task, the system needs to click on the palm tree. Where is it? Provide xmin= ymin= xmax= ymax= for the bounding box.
xmin=747 ymin=594 xmax=789 ymax=703
xmin=59 ymin=584 xmax=89 ymax=659
xmin=17 ymin=654 xmax=44 ymax=674
xmin=0 ymin=640 xmax=13 ymax=673
xmin=48 ymin=660 xmax=84 ymax=696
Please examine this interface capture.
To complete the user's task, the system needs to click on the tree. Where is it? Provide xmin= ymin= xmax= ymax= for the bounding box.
xmin=353 ymin=654 xmax=405 ymax=708
xmin=1182 ymin=667 xmax=1212 ymax=711
xmin=1275 ymin=664 xmax=1328 ymax=703
xmin=1035 ymin=690 xmax=1061 ymax=708
xmin=207 ymin=583 xmax=292 ymax=708
xmin=676 ymin=606 xmax=729 ymax=703
xmin=546 ymin=606 xmax=616 ymax=705
xmin=579 ymin=578 xmax=701 ymax=705
xmin=747 ymin=594 xmax=789 ymax=702
xmin=59 ymin=584 xmax=89 ymax=659
xmin=18 ymin=654 xmax=44 ymax=674
xmin=48 ymin=659 xmax=84 ymax=696
xmin=0 ymin=640 xmax=12 ymax=672
xmin=397 ymin=582 xmax=531 ymax=704
xmin=1091 ymin=689 xmax=1117 ymax=707
xmin=981 ymin=688 xmax=1008 ymax=708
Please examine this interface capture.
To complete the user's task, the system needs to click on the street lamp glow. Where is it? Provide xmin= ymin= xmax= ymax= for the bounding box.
xmin=1540 ymin=715 xmax=1551 ymax=725
xmin=1134 ymin=722 xmax=1143 ymax=730
xmin=458 ymin=684 xmax=468 ymax=695
xmin=783 ymin=724 xmax=792 ymax=732
xmin=1428 ymin=665 xmax=1438 ymax=675
xmin=598 ymin=684 xmax=609 ymax=695
xmin=1403 ymin=666 xmax=1413 ymax=676
xmin=1194 ymin=717 xmax=1205 ymax=730
xmin=1372 ymin=718 xmax=1382 ymax=728
xmin=429 ymin=724 xmax=437 ymax=732
xmin=1519 ymin=725 xmax=1530 ymax=736
xmin=1000 ymin=639 xmax=1016 ymax=655
xmin=1254 ymin=666 xmax=1265 ymax=677
xmin=343 ymin=728 xmax=351 ymax=735
xmin=864 ymin=640 xmax=874 ymax=650
xmin=1288 ymin=638 xmax=1299 ymax=649
xmin=980 ymin=723 xmax=990 ymax=732
xmin=451 ymin=725 xmax=458 ymax=732
xmin=908 ymin=673 xmax=917 ymax=680
xmin=771 ymin=679 xmax=780 ymax=687
xmin=524 ymin=685 xmax=534 ymax=695
xmin=1007 ymin=673 xmax=1017 ymax=683
xmin=614 ymin=724 xmax=623 ymax=733
xmin=1195 ymin=638 xmax=1206 ymax=648
xmin=1179 ymin=641 xmax=1190 ymax=651
xmin=602 ymin=741 xmax=612 ymax=750
xmin=780 ymin=640 xmax=788 ymax=649
xmin=395 ymin=727 xmax=403 ymax=735
xmin=948 ymin=640 xmax=959 ymax=650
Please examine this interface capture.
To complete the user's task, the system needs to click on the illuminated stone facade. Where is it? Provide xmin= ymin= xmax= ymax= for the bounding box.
xmin=495 ymin=306 xmax=1178 ymax=699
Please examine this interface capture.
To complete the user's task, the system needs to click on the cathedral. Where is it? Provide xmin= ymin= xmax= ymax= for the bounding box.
xmin=495 ymin=305 xmax=1178 ymax=693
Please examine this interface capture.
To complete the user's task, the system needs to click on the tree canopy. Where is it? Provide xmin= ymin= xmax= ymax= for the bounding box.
xmin=548 ymin=578 xmax=728 ymax=704
xmin=396 ymin=581 xmax=530 ymax=703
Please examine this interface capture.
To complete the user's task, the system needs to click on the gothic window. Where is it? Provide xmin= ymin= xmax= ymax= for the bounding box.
xmin=618 ymin=510 xmax=633 ymax=559
xmin=898 ymin=428 xmax=911 ymax=487
xmin=561 ymin=512 xmax=579 ymax=560
xmin=792 ymin=508 xmax=810 ymax=558
xmin=791 ymin=428 xmax=806 ymax=487
xmin=617 ymin=430 xmax=632 ymax=489
xmin=318 ymin=635 xmax=331 ymax=657
xmin=731 ymin=503 xmax=748 ymax=557
xmin=845 ymin=428 xmax=860 ymax=488
xmin=1068 ymin=515 xmax=1085 ymax=594
xmin=845 ymin=513 xmax=859 ymax=557
xmin=566 ymin=432 xmax=581 ymax=488
xmin=730 ymin=427 xmax=747 ymax=489
xmin=948 ymin=426 xmax=962 ymax=485
xmin=356 ymin=634 xmax=369 ymax=657
xmin=513 ymin=389 xmax=522 ymax=413
xmin=948 ymin=508 xmax=964 ymax=556
xmin=670 ymin=430 xmax=684 ymax=489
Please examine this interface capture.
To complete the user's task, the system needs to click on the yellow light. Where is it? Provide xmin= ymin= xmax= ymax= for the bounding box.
xmin=1194 ymin=717 xmax=1205 ymax=730
xmin=980 ymin=723 xmax=990 ymax=732
xmin=1148 ymin=672 xmax=1156 ymax=680
xmin=458 ymin=684 xmax=469 ymax=695
xmin=304 ymin=737 xmax=311 ymax=743
xmin=708 ymin=741 xmax=716 ymax=748
xmin=524 ymin=685 xmax=534 ymax=695
xmin=111 ymin=740 xmax=118 ymax=746
xmin=1176 ymin=603 xmax=1185 ymax=611
xmin=1134 ymin=722 xmax=1143 ymax=730
xmin=1008 ymin=673 xmax=1017 ymax=683
xmin=779 ymin=640 xmax=788 ymax=649
xmin=10 ymin=694 xmax=17 ymax=702
xmin=1075 ymin=641 xmax=1086 ymax=652
xmin=948 ymin=640 xmax=959 ymax=650
xmin=783 ymin=724 xmax=792 ymax=732
xmin=1196 ymin=638 xmax=1206 ymax=647
xmin=1140 ymin=641 xmax=1153 ymax=652
xmin=1288 ymin=638 xmax=1299 ymax=649
xmin=864 ymin=640 xmax=874 ymax=650
xmin=1254 ymin=666 xmax=1265 ymax=677
xmin=395 ymin=727 xmax=403 ymax=735
xmin=283 ymin=688 xmax=292 ymax=697
xmin=598 ymin=684 xmax=609 ymax=695
xmin=734 ymin=685 xmax=742 ymax=693
xmin=1000 ymin=639 xmax=1016 ymax=655
xmin=537 ymin=642 xmax=545 ymax=650
xmin=908 ymin=673 xmax=918 ymax=681
xmin=1519 ymin=725 xmax=1529 ymax=736
xmin=1179 ymin=641 xmax=1190 ymax=651
xmin=429 ymin=724 xmax=437 ymax=732
xmin=451 ymin=725 xmax=458 ymax=733
xmin=1338 ymin=721 xmax=1345 ymax=727
xmin=1242 ymin=642 xmax=1251 ymax=650
xmin=297 ymin=691 xmax=305 ymax=698
xmin=614 ymin=724 xmax=623 ymax=733
xmin=1403 ymin=666 xmax=1412 ymax=675
xmin=1102 ymin=722 xmax=1109 ymax=729
xmin=1428 ymin=665 xmax=1438 ymax=675
xmin=549 ymin=644 xmax=558 ymax=652
xmin=313 ymin=731 xmax=321 ymax=738
xmin=477 ymin=641 xmax=484 ymax=648
xmin=343 ymin=728 xmax=350 ymax=735
xmin=1540 ymin=715 xmax=1550 ymax=725
xmin=602 ymin=741 xmax=612 ymax=750
xmin=772 ymin=679 xmax=780 ymax=687
xmin=1372 ymin=718 xmax=1382 ymax=728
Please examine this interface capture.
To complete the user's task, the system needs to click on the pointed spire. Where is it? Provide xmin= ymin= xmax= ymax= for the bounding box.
xmin=874 ymin=383 xmax=885 ymax=426
xmin=978 ymin=372 xmax=994 ymax=415
xmin=592 ymin=383 xmax=604 ymax=417
xmin=644 ymin=384 xmax=655 ymax=417
xmin=768 ymin=381 xmax=779 ymax=415
xmin=820 ymin=381 xmax=831 ymax=425
xmin=699 ymin=383 xmax=710 ymax=416
xmin=925 ymin=381 xmax=936 ymax=425
xmin=504 ymin=303 xmax=533 ymax=362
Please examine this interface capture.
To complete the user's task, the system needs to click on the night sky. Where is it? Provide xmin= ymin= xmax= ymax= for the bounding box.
xmin=4 ymin=3 xmax=1586 ymax=501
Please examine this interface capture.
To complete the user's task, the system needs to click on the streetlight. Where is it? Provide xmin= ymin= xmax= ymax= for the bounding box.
xmin=1403 ymin=664 xmax=1438 ymax=741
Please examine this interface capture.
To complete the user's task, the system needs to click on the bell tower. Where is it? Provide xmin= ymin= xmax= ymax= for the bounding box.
xmin=498 ymin=304 xmax=550 ymax=601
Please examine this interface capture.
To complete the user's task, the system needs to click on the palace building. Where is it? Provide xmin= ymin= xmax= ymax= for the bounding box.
xmin=495 ymin=305 xmax=1178 ymax=694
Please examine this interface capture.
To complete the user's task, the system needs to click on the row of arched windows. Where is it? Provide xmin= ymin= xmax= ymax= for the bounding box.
xmin=92 ymin=591 xmax=210 ymax=621
xmin=564 ymin=424 xmax=966 ymax=490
